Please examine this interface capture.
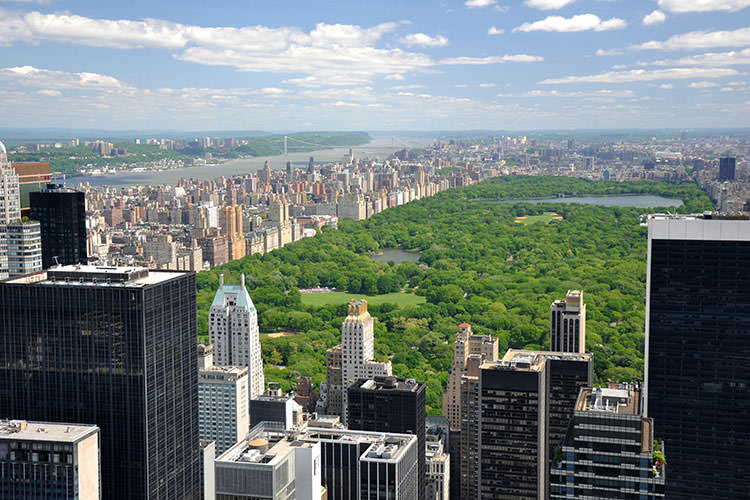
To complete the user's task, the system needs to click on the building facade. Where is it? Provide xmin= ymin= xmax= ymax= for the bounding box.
xmin=645 ymin=214 xmax=750 ymax=499
xmin=550 ymin=385 xmax=665 ymax=499
xmin=0 ymin=420 xmax=100 ymax=500
xmin=479 ymin=350 xmax=592 ymax=500
xmin=198 ymin=344 xmax=249 ymax=456
xmin=0 ymin=265 xmax=201 ymax=500
xmin=550 ymin=290 xmax=586 ymax=353
xmin=5 ymin=221 xmax=42 ymax=276
xmin=347 ymin=377 xmax=426 ymax=500
xmin=209 ymin=273 xmax=265 ymax=399
xmin=29 ymin=184 xmax=87 ymax=269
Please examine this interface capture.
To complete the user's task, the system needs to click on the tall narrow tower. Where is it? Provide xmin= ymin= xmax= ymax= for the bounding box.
xmin=209 ymin=274 xmax=265 ymax=398
xmin=550 ymin=289 xmax=586 ymax=353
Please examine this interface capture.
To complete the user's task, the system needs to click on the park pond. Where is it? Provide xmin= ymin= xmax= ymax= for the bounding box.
xmin=369 ymin=248 xmax=422 ymax=264
xmin=485 ymin=194 xmax=683 ymax=208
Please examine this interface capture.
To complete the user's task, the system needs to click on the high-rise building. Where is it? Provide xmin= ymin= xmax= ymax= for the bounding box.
xmin=200 ymin=440 xmax=216 ymax=500
xmin=443 ymin=323 xmax=499 ymax=430
xmin=645 ymin=213 xmax=750 ymax=499
xmin=550 ymin=384 xmax=665 ymax=499
xmin=198 ymin=344 xmax=249 ymax=456
xmin=425 ymin=416 xmax=451 ymax=500
xmin=249 ymin=382 xmax=299 ymax=430
xmin=0 ymin=420 xmax=100 ymax=500
xmin=479 ymin=350 xmax=592 ymax=500
xmin=29 ymin=184 xmax=87 ymax=269
xmin=323 ymin=345 xmax=343 ymax=416
xmin=209 ymin=273 xmax=265 ymax=398
xmin=550 ymin=290 xmax=586 ymax=353
xmin=5 ymin=220 xmax=42 ymax=276
xmin=0 ymin=141 xmax=21 ymax=225
xmin=458 ymin=355 xmax=482 ymax=500
xmin=324 ymin=299 xmax=391 ymax=422
xmin=719 ymin=156 xmax=736 ymax=182
xmin=0 ymin=265 xmax=201 ymax=500
xmin=347 ymin=376 xmax=426 ymax=500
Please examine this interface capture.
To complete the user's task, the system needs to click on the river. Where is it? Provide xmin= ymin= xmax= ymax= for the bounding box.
xmin=72 ymin=135 xmax=433 ymax=187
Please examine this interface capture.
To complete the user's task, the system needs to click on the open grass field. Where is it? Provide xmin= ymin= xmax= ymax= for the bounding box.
xmin=514 ymin=211 xmax=563 ymax=225
xmin=301 ymin=291 xmax=426 ymax=307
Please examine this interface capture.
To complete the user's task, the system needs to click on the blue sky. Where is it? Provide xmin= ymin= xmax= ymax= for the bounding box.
xmin=0 ymin=0 xmax=749 ymax=131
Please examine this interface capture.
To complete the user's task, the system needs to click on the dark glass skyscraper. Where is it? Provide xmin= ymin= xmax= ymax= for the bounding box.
xmin=29 ymin=184 xmax=87 ymax=269
xmin=646 ymin=214 xmax=750 ymax=499
xmin=347 ymin=376 xmax=426 ymax=500
xmin=718 ymin=157 xmax=736 ymax=182
xmin=0 ymin=265 xmax=200 ymax=500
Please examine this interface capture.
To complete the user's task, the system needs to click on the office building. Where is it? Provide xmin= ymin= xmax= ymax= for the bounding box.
xmin=5 ymin=220 xmax=42 ymax=276
xmin=644 ymin=213 xmax=750 ymax=499
xmin=479 ymin=350 xmax=592 ymax=500
xmin=550 ymin=385 xmax=665 ymax=499
xmin=249 ymin=382 xmax=299 ymax=430
xmin=443 ymin=323 xmax=499 ymax=431
xmin=348 ymin=376 xmax=426 ymax=500
xmin=209 ymin=273 xmax=265 ymax=398
xmin=425 ymin=417 xmax=450 ymax=500
xmin=324 ymin=300 xmax=391 ymax=422
xmin=0 ymin=420 xmax=100 ymax=500
xmin=459 ymin=355 xmax=482 ymax=500
xmin=11 ymin=160 xmax=51 ymax=216
xmin=29 ymin=184 xmax=87 ymax=269
xmin=322 ymin=345 xmax=343 ymax=416
xmin=719 ymin=157 xmax=736 ymax=182
xmin=200 ymin=441 xmax=216 ymax=500
xmin=0 ymin=265 xmax=201 ymax=500
xmin=198 ymin=344 xmax=249 ymax=456
xmin=550 ymin=290 xmax=586 ymax=353
xmin=0 ymin=141 xmax=20 ymax=225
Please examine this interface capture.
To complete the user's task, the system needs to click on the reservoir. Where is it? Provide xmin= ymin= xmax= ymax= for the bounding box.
xmin=489 ymin=194 xmax=684 ymax=208
xmin=370 ymin=248 xmax=422 ymax=264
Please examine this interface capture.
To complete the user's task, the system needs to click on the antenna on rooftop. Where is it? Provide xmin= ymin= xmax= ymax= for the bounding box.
xmin=52 ymin=256 xmax=60 ymax=268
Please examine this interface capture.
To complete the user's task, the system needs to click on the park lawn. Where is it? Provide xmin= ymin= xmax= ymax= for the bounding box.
xmin=514 ymin=212 xmax=562 ymax=225
xmin=301 ymin=291 xmax=426 ymax=307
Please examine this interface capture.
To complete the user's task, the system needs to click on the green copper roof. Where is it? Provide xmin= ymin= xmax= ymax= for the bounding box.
xmin=211 ymin=283 xmax=256 ymax=311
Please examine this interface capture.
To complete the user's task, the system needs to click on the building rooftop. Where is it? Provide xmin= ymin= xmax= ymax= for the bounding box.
xmin=2 ymin=265 xmax=186 ymax=286
xmin=355 ymin=376 xmax=423 ymax=393
xmin=0 ymin=420 xmax=98 ymax=444
xmin=489 ymin=349 xmax=592 ymax=372
xmin=576 ymin=384 xmax=641 ymax=415
xmin=210 ymin=274 xmax=255 ymax=311
xmin=644 ymin=213 xmax=750 ymax=241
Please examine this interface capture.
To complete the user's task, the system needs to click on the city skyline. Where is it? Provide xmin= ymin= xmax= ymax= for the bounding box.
xmin=0 ymin=1 xmax=749 ymax=130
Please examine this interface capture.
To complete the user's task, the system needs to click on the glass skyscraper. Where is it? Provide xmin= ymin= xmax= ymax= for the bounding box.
xmin=0 ymin=265 xmax=201 ymax=500
xmin=29 ymin=184 xmax=87 ymax=269
xmin=645 ymin=214 xmax=750 ymax=499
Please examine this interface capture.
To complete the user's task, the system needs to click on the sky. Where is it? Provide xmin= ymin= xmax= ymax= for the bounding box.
xmin=0 ymin=0 xmax=749 ymax=131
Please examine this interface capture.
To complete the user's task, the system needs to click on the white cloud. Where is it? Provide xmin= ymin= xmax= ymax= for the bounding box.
xmin=524 ymin=0 xmax=577 ymax=10
xmin=649 ymin=48 xmax=750 ymax=66
xmin=660 ymin=83 xmax=673 ymax=89
xmin=635 ymin=27 xmax=750 ymax=50
xmin=260 ymin=87 xmax=288 ymax=95
xmin=689 ymin=81 xmax=719 ymax=88
xmin=488 ymin=26 xmax=505 ymax=35
xmin=399 ymin=33 xmax=449 ymax=47
xmin=391 ymin=84 xmax=425 ymax=90
xmin=0 ymin=65 xmax=132 ymax=90
xmin=643 ymin=10 xmax=667 ymax=26
xmin=540 ymin=67 xmax=738 ymax=84
xmin=658 ymin=0 xmax=750 ymax=12
xmin=503 ymin=89 xmax=636 ymax=97
xmin=455 ymin=84 xmax=469 ymax=88
xmin=479 ymin=83 xmax=497 ymax=87
xmin=37 ymin=89 xmax=61 ymax=96
xmin=513 ymin=14 xmax=626 ymax=33
xmin=596 ymin=48 xmax=624 ymax=56
xmin=441 ymin=54 xmax=543 ymax=64
xmin=385 ymin=74 xmax=405 ymax=80
xmin=465 ymin=0 xmax=496 ymax=8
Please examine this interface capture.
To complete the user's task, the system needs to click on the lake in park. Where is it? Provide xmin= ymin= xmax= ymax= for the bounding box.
xmin=490 ymin=194 xmax=683 ymax=208
xmin=370 ymin=248 xmax=422 ymax=264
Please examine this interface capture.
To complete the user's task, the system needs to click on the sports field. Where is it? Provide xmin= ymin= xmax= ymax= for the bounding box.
xmin=514 ymin=211 xmax=563 ymax=225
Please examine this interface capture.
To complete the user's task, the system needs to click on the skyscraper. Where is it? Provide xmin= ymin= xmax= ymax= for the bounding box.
xmin=5 ymin=220 xmax=42 ymax=276
xmin=198 ymin=344 xmax=249 ymax=456
xmin=209 ymin=273 xmax=265 ymax=398
xmin=550 ymin=384 xmax=665 ymax=499
xmin=347 ymin=376 xmax=426 ymax=500
xmin=29 ymin=184 xmax=87 ymax=269
xmin=719 ymin=156 xmax=736 ymax=182
xmin=550 ymin=289 xmax=586 ymax=353
xmin=0 ymin=141 xmax=21 ymax=278
xmin=645 ymin=213 xmax=750 ymax=499
xmin=479 ymin=350 xmax=592 ymax=500
xmin=0 ymin=265 xmax=201 ymax=500
xmin=323 ymin=299 xmax=391 ymax=422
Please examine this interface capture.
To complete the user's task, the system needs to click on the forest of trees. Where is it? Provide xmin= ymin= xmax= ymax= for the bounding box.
xmin=196 ymin=176 xmax=714 ymax=414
